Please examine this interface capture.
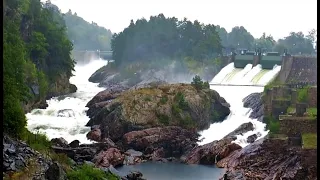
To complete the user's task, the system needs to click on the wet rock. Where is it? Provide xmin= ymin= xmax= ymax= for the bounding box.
xmin=243 ymin=92 xmax=264 ymax=121
xmin=123 ymin=149 xmax=144 ymax=165
xmin=3 ymin=135 xmax=53 ymax=179
xmin=51 ymin=137 xmax=69 ymax=148
xmin=151 ymin=148 xmax=165 ymax=161
xmin=246 ymin=134 xmax=258 ymax=143
xmin=92 ymin=148 xmax=124 ymax=168
xmin=223 ymin=122 xmax=254 ymax=139
xmin=126 ymin=171 xmax=145 ymax=180
xmin=87 ymin=128 xmax=101 ymax=142
xmin=217 ymin=138 xmax=317 ymax=179
xmin=45 ymin=162 xmax=67 ymax=180
xmin=183 ymin=137 xmax=242 ymax=165
xmin=123 ymin=126 xmax=198 ymax=158
xmin=69 ymin=140 xmax=80 ymax=148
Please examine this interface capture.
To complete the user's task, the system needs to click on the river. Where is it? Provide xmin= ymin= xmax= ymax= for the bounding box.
xmin=26 ymin=59 xmax=281 ymax=179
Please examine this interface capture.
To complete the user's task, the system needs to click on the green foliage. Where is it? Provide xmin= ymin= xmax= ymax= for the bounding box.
xmin=172 ymin=104 xmax=182 ymax=117
xmin=302 ymin=133 xmax=317 ymax=149
xmin=37 ymin=70 xmax=49 ymax=99
xmin=111 ymin=15 xmax=223 ymax=67
xmin=50 ymin=153 xmax=73 ymax=166
xmin=179 ymin=114 xmax=196 ymax=128
xmin=144 ymin=96 xmax=152 ymax=101
xmin=3 ymin=95 xmax=28 ymax=139
xmin=64 ymin=10 xmax=112 ymax=51
xmin=67 ymin=164 xmax=119 ymax=180
xmin=191 ymin=75 xmax=210 ymax=90
xmin=21 ymin=130 xmax=51 ymax=153
xmin=174 ymin=92 xmax=189 ymax=110
xmin=297 ymin=87 xmax=309 ymax=103
xmin=264 ymin=116 xmax=280 ymax=133
xmin=157 ymin=113 xmax=170 ymax=125
xmin=3 ymin=0 xmax=75 ymax=138
xmin=160 ymin=96 xmax=168 ymax=104
xmin=307 ymin=108 xmax=317 ymax=118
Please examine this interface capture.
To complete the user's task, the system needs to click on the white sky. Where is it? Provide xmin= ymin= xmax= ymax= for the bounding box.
xmin=50 ymin=0 xmax=317 ymax=40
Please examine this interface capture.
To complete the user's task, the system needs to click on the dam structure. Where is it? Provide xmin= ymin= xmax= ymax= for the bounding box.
xmin=211 ymin=49 xmax=287 ymax=86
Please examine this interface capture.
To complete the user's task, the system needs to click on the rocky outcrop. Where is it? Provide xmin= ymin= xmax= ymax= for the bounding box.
xmin=123 ymin=126 xmax=199 ymax=159
xmin=86 ymin=83 xmax=230 ymax=142
xmin=217 ymin=138 xmax=317 ymax=180
xmin=51 ymin=138 xmax=117 ymax=163
xmin=182 ymin=137 xmax=241 ymax=165
xmin=22 ymin=73 xmax=77 ymax=113
xmin=223 ymin=122 xmax=254 ymax=139
xmin=3 ymin=135 xmax=66 ymax=180
xmin=92 ymin=148 xmax=125 ymax=168
xmin=243 ymin=92 xmax=264 ymax=121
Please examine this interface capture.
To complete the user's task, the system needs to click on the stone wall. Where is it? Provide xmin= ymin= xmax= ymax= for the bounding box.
xmin=264 ymin=86 xmax=317 ymax=117
xmin=264 ymin=86 xmax=292 ymax=116
xmin=278 ymin=56 xmax=317 ymax=85
xmin=279 ymin=117 xmax=317 ymax=135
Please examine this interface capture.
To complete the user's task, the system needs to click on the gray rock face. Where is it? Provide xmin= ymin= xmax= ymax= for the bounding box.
xmin=45 ymin=162 xmax=67 ymax=180
xmin=223 ymin=122 xmax=254 ymax=139
xmin=3 ymin=135 xmax=63 ymax=180
xmin=243 ymin=92 xmax=264 ymax=121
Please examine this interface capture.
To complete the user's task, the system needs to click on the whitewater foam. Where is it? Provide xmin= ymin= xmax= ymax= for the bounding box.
xmin=26 ymin=59 xmax=107 ymax=144
xmin=198 ymin=63 xmax=281 ymax=147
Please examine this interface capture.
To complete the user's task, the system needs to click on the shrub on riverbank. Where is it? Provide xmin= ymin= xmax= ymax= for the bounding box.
xmin=264 ymin=115 xmax=280 ymax=133
xmin=67 ymin=164 xmax=120 ymax=180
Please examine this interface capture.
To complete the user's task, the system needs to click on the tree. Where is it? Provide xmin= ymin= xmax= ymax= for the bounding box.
xmin=63 ymin=12 xmax=112 ymax=51
xmin=227 ymin=26 xmax=255 ymax=50
xmin=255 ymin=33 xmax=276 ymax=52
xmin=111 ymin=14 xmax=222 ymax=67
xmin=3 ymin=0 xmax=76 ymax=138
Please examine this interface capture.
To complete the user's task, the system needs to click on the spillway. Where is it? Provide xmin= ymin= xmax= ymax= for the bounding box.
xmin=199 ymin=63 xmax=281 ymax=146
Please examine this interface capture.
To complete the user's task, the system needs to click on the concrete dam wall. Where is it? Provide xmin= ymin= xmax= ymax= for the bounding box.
xmin=278 ymin=56 xmax=317 ymax=85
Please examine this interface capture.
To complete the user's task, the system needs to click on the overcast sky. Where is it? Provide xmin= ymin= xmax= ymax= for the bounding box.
xmin=50 ymin=0 xmax=317 ymax=40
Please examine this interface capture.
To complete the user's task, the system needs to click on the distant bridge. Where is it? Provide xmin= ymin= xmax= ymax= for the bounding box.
xmin=209 ymin=83 xmax=265 ymax=87
xmin=72 ymin=50 xmax=113 ymax=60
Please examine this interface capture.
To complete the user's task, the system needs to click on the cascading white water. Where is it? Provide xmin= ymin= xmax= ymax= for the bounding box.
xmin=241 ymin=64 xmax=263 ymax=85
xmin=226 ymin=64 xmax=252 ymax=85
xmin=198 ymin=63 xmax=281 ymax=147
xmin=26 ymin=59 xmax=108 ymax=144
xmin=210 ymin=63 xmax=236 ymax=84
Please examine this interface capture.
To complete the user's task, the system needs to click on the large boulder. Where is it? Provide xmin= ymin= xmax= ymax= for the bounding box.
xmin=122 ymin=126 xmax=199 ymax=158
xmin=182 ymin=137 xmax=241 ymax=165
xmin=92 ymin=148 xmax=124 ymax=168
xmin=86 ymin=83 xmax=230 ymax=142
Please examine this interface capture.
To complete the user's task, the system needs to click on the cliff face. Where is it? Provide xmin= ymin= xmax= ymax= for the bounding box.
xmin=22 ymin=73 xmax=77 ymax=113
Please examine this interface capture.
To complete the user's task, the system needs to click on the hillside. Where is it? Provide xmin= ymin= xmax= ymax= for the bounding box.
xmin=63 ymin=10 xmax=112 ymax=51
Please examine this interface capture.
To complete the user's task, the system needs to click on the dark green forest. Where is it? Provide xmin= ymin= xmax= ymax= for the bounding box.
xmin=111 ymin=14 xmax=223 ymax=67
xmin=215 ymin=26 xmax=316 ymax=55
xmin=63 ymin=10 xmax=113 ymax=51
xmin=4 ymin=0 xmax=75 ymax=138
xmin=111 ymin=15 xmax=316 ymax=68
